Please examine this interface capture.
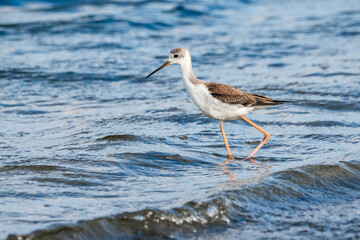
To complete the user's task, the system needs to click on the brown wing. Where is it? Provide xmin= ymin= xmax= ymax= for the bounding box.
xmin=206 ymin=82 xmax=280 ymax=106
xmin=206 ymin=82 xmax=255 ymax=105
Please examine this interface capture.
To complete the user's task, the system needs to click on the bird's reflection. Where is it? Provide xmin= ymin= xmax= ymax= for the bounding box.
xmin=219 ymin=156 xmax=273 ymax=181
xmin=222 ymin=166 xmax=235 ymax=181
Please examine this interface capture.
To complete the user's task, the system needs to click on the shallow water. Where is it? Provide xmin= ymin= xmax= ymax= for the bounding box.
xmin=0 ymin=0 xmax=360 ymax=239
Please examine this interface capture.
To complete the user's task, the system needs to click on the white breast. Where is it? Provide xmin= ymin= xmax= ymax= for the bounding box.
xmin=183 ymin=80 xmax=253 ymax=121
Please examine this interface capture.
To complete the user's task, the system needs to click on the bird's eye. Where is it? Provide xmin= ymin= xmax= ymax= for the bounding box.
xmin=174 ymin=54 xmax=179 ymax=58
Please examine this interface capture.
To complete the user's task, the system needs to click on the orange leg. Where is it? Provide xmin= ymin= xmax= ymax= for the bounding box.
xmin=241 ymin=116 xmax=270 ymax=160
xmin=218 ymin=121 xmax=234 ymax=165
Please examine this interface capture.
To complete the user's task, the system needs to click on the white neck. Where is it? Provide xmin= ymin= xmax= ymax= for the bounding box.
xmin=179 ymin=57 xmax=201 ymax=85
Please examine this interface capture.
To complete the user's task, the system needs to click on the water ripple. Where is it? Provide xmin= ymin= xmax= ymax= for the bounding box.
xmin=1 ymin=0 xmax=360 ymax=239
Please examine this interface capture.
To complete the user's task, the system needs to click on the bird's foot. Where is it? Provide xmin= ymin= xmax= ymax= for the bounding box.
xmin=217 ymin=155 xmax=235 ymax=166
xmin=241 ymin=156 xmax=255 ymax=163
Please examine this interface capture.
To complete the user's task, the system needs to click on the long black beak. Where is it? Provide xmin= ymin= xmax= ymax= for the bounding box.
xmin=145 ymin=61 xmax=171 ymax=79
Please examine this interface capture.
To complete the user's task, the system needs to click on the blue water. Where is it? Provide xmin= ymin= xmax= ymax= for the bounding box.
xmin=0 ymin=0 xmax=360 ymax=239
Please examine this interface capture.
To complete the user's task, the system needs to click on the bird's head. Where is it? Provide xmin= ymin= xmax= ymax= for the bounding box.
xmin=145 ymin=48 xmax=190 ymax=79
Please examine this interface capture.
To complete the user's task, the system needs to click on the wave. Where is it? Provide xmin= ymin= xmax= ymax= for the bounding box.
xmin=9 ymin=160 xmax=360 ymax=240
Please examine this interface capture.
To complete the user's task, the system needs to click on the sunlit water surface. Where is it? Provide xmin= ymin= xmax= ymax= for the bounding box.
xmin=0 ymin=0 xmax=360 ymax=239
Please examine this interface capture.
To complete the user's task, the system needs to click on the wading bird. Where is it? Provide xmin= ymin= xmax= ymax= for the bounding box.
xmin=146 ymin=48 xmax=286 ymax=164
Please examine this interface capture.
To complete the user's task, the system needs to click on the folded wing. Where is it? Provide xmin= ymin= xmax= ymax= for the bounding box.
xmin=206 ymin=82 xmax=282 ymax=107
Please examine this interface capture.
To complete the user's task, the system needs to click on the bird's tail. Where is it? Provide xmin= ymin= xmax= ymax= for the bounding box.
xmin=251 ymin=94 xmax=291 ymax=106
